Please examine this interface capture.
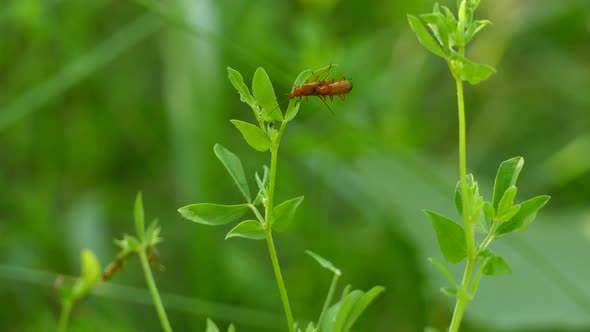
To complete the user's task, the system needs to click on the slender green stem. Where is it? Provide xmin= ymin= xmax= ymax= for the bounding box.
xmin=263 ymin=120 xmax=295 ymax=332
xmin=448 ymin=75 xmax=476 ymax=332
xmin=317 ymin=273 xmax=340 ymax=329
xmin=57 ymin=299 xmax=73 ymax=332
xmin=265 ymin=228 xmax=295 ymax=332
xmin=449 ymin=257 xmax=474 ymax=332
xmin=138 ymin=248 xmax=173 ymax=332
xmin=265 ymin=144 xmax=280 ymax=225
xmin=249 ymin=204 xmax=266 ymax=225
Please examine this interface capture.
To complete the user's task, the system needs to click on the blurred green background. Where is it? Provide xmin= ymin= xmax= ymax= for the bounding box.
xmin=1 ymin=0 xmax=590 ymax=331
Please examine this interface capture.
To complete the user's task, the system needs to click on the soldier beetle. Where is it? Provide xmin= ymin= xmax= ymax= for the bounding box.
xmin=315 ymin=77 xmax=353 ymax=102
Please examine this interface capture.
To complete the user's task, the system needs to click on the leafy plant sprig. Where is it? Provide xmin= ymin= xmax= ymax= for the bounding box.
xmin=298 ymin=251 xmax=384 ymax=332
xmin=205 ymin=318 xmax=236 ymax=332
xmin=178 ymin=65 xmax=382 ymax=332
xmin=103 ymin=193 xmax=172 ymax=332
xmin=408 ymin=1 xmax=550 ymax=331
xmin=56 ymin=249 xmax=101 ymax=332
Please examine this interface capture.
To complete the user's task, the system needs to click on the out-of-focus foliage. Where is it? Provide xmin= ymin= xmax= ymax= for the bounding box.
xmin=1 ymin=0 xmax=589 ymax=331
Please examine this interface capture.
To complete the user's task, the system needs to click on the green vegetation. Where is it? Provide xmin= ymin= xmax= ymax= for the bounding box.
xmin=1 ymin=0 xmax=590 ymax=331
xmin=408 ymin=1 xmax=550 ymax=330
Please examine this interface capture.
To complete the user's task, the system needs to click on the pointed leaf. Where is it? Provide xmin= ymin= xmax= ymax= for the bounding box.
xmin=483 ymin=202 xmax=495 ymax=220
xmin=72 ymin=249 xmax=101 ymax=299
xmin=206 ymin=319 xmax=220 ymax=332
xmin=425 ymin=211 xmax=467 ymax=263
xmin=420 ymin=12 xmax=449 ymax=53
xmin=227 ymin=67 xmax=255 ymax=108
xmin=496 ymin=196 xmax=550 ymax=235
xmin=145 ymin=219 xmax=163 ymax=247
xmin=114 ymin=234 xmax=139 ymax=256
xmin=498 ymin=204 xmax=521 ymax=223
xmin=344 ymin=286 xmax=385 ymax=332
xmin=483 ymin=255 xmax=512 ymax=276
xmin=306 ymin=250 xmax=342 ymax=276
xmin=407 ymin=15 xmax=446 ymax=58
xmin=227 ymin=324 xmax=236 ymax=332
xmin=134 ymin=192 xmax=145 ymax=240
xmin=454 ymin=174 xmax=474 ymax=216
xmin=178 ymin=203 xmax=249 ymax=226
xmin=225 ymin=220 xmax=266 ymax=240
xmin=252 ymin=67 xmax=282 ymax=121
xmin=461 ymin=57 xmax=496 ymax=84
xmin=466 ymin=19 xmax=492 ymax=43
xmin=214 ymin=144 xmax=251 ymax=202
xmin=230 ymin=120 xmax=271 ymax=152
xmin=497 ymin=186 xmax=517 ymax=217
xmin=272 ymin=196 xmax=304 ymax=232
xmin=304 ymin=322 xmax=315 ymax=332
xmin=492 ymin=157 xmax=524 ymax=210
xmin=332 ymin=290 xmax=364 ymax=332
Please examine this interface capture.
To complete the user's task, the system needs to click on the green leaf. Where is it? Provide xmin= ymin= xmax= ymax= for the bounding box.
xmin=483 ymin=202 xmax=495 ymax=220
xmin=285 ymin=69 xmax=313 ymax=121
xmin=294 ymin=69 xmax=313 ymax=87
xmin=206 ymin=319 xmax=220 ymax=332
xmin=134 ymin=192 xmax=145 ymax=241
xmin=227 ymin=324 xmax=236 ymax=332
xmin=252 ymin=67 xmax=282 ymax=121
xmin=304 ymin=322 xmax=315 ymax=332
xmin=483 ymin=255 xmax=512 ymax=276
xmin=343 ymin=286 xmax=385 ymax=332
xmin=460 ymin=55 xmax=496 ymax=84
xmin=225 ymin=220 xmax=265 ymax=240
xmin=340 ymin=284 xmax=352 ymax=300
xmin=178 ymin=203 xmax=249 ymax=226
xmin=428 ymin=257 xmax=458 ymax=287
xmin=306 ymin=250 xmax=342 ymax=276
xmin=454 ymin=173 xmax=475 ymax=216
xmin=145 ymin=219 xmax=163 ymax=247
xmin=227 ymin=67 xmax=255 ymax=108
xmin=497 ymin=186 xmax=517 ymax=217
xmin=285 ymin=99 xmax=301 ymax=122
xmin=420 ymin=11 xmax=449 ymax=53
xmin=496 ymin=196 xmax=550 ymax=235
xmin=114 ymin=234 xmax=140 ymax=257
xmin=466 ymin=19 xmax=492 ymax=43
xmin=230 ymin=120 xmax=271 ymax=152
xmin=407 ymin=14 xmax=447 ymax=58
xmin=214 ymin=144 xmax=251 ymax=202
xmin=311 ymin=64 xmax=339 ymax=81
xmin=498 ymin=204 xmax=521 ymax=223
xmin=272 ymin=196 xmax=304 ymax=232
xmin=425 ymin=211 xmax=467 ymax=263
xmin=72 ymin=249 xmax=101 ymax=299
xmin=332 ymin=290 xmax=363 ymax=332
xmin=492 ymin=157 xmax=524 ymax=210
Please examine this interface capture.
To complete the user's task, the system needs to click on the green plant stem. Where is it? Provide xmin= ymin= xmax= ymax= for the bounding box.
xmin=448 ymin=76 xmax=476 ymax=332
xmin=138 ymin=248 xmax=173 ymax=332
xmin=265 ymin=228 xmax=295 ymax=332
xmin=57 ymin=299 xmax=73 ymax=332
xmin=317 ymin=273 xmax=340 ymax=328
xmin=264 ymin=120 xmax=295 ymax=332
xmin=249 ymin=204 xmax=266 ymax=225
